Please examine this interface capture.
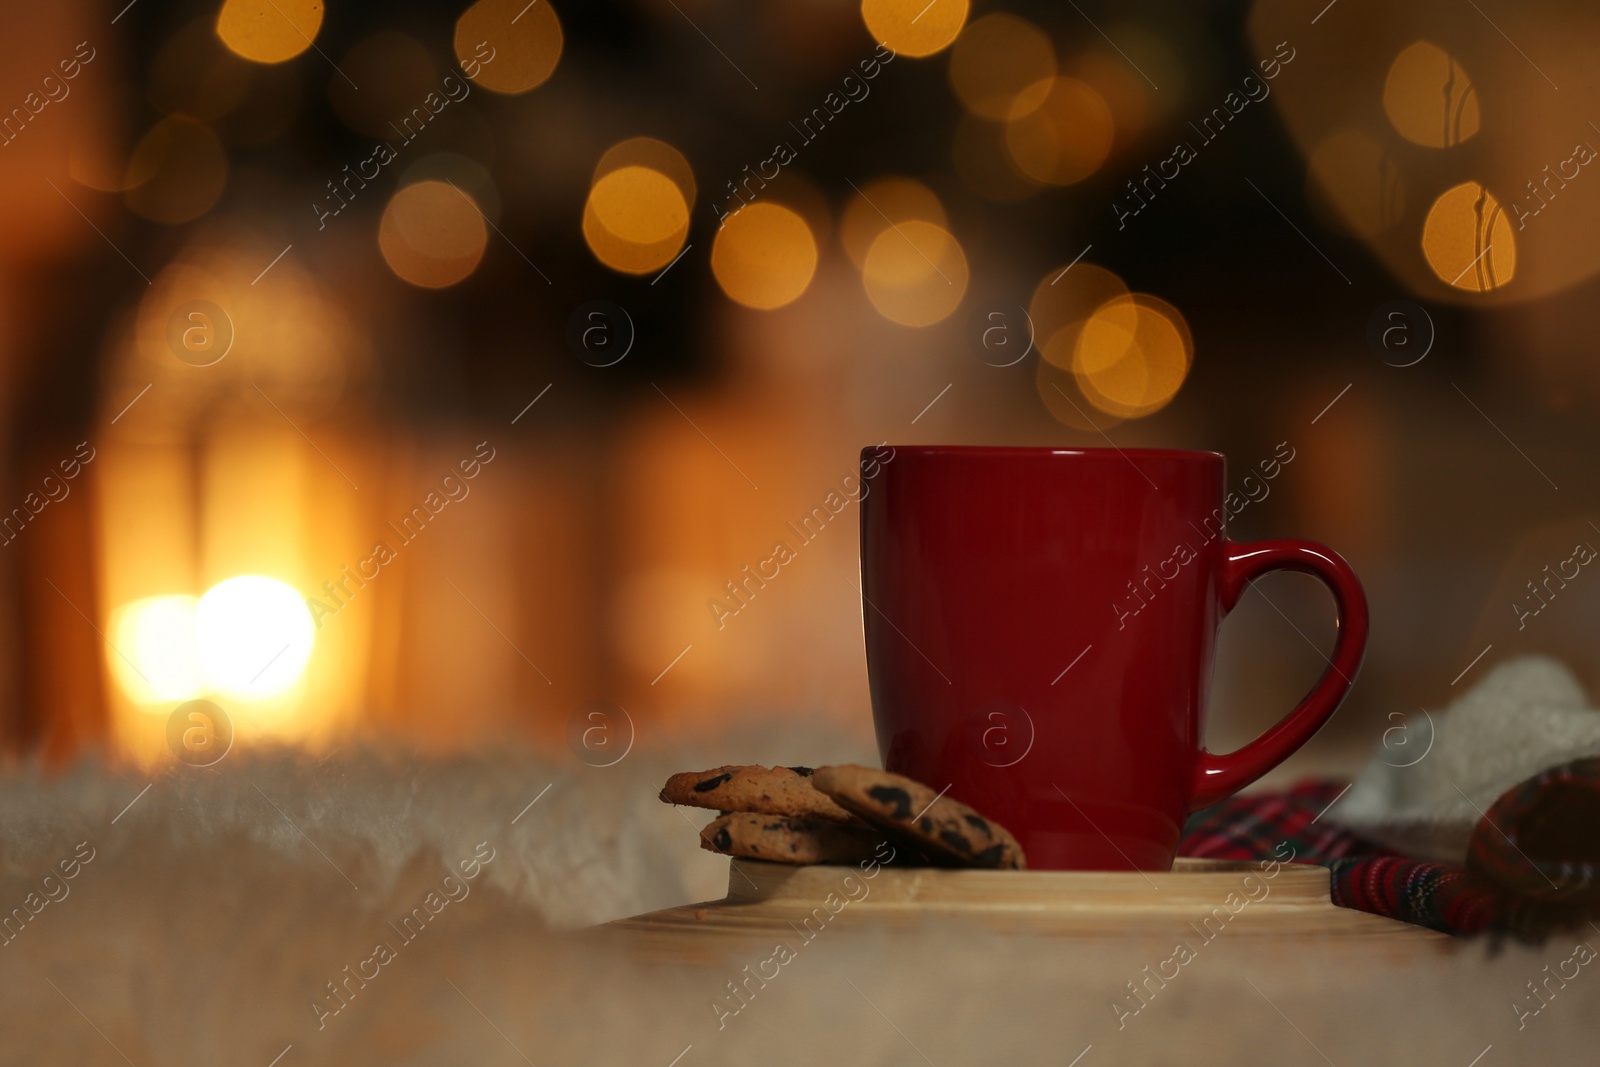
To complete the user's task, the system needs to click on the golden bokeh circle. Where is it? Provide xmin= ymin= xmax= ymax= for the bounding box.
xmin=1029 ymin=262 xmax=1129 ymax=364
xmin=1004 ymin=76 xmax=1115 ymax=186
xmin=379 ymin=180 xmax=489 ymax=288
xmin=1383 ymin=41 xmax=1480 ymax=149
xmin=590 ymin=166 xmax=687 ymax=245
xmin=948 ymin=13 xmax=1055 ymax=120
xmin=402 ymin=153 xmax=502 ymax=224
xmin=582 ymin=203 xmax=687 ymax=275
xmin=1069 ymin=294 xmax=1193 ymax=419
xmin=216 ymin=0 xmax=324 ymax=64
xmin=840 ymin=177 xmax=948 ymax=269
xmin=595 ymin=137 xmax=696 ymax=209
xmin=582 ymin=166 xmax=690 ymax=275
xmin=1422 ymin=181 xmax=1516 ymax=292
xmin=124 ymin=117 xmax=229 ymax=224
xmin=861 ymin=0 xmax=968 ymax=59
xmin=862 ymin=219 xmax=969 ymax=327
xmin=756 ymin=175 xmax=834 ymax=259
xmin=711 ymin=202 xmax=818 ymax=310
xmin=455 ymin=0 xmax=563 ymax=95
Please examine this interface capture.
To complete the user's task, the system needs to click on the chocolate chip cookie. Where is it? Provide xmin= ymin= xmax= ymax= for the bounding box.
xmin=660 ymin=765 xmax=854 ymax=822
xmin=698 ymin=812 xmax=886 ymax=865
xmin=811 ymin=764 xmax=1027 ymax=869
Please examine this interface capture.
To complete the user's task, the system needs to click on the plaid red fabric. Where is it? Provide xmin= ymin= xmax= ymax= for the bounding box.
xmin=1179 ymin=771 xmax=1600 ymax=941
xmin=1466 ymin=757 xmax=1600 ymax=903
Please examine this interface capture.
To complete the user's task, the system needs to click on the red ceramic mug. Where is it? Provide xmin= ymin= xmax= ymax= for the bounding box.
xmin=858 ymin=445 xmax=1367 ymax=871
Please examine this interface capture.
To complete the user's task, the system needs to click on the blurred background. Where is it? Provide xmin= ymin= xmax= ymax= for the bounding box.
xmin=2 ymin=0 xmax=1598 ymax=773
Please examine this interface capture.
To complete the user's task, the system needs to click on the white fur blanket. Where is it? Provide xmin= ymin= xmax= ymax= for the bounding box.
xmin=0 ymin=732 xmax=1593 ymax=1064
xmin=1328 ymin=656 xmax=1600 ymax=860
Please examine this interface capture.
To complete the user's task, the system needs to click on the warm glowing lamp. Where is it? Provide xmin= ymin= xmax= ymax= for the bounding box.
xmin=196 ymin=576 xmax=316 ymax=699
xmin=109 ymin=595 xmax=204 ymax=705
xmin=109 ymin=577 xmax=316 ymax=709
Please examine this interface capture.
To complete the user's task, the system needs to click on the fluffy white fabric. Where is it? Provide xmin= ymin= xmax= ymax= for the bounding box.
xmin=0 ymin=726 xmax=877 ymax=929
xmin=1328 ymin=655 xmax=1600 ymax=860
xmin=0 ymin=729 xmax=1593 ymax=1064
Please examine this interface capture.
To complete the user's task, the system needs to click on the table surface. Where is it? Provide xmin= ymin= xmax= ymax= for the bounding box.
xmin=598 ymin=857 xmax=1451 ymax=966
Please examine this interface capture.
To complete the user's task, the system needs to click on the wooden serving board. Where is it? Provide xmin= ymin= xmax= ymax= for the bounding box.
xmin=601 ymin=858 xmax=1447 ymax=962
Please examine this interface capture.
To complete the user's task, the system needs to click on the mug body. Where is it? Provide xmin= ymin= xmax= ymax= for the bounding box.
xmin=860 ymin=445 xmax=1227 ymax=871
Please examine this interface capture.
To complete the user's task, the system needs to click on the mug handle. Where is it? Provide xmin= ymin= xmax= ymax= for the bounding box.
xmin=1190 ymin=538 xmax=1370 ymax=810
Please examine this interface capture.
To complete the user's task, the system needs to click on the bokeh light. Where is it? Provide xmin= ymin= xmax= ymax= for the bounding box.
xmin=196 ymin=576 xmax=316 ymax=699
xmin=1030 ymin=261 xmax=1130 ymax=361
xmin=840 ymin=177 xmax=947 ymax=268
xmin=1075 ymin=51 xmax=1154 ymax=148
xmin=583 ymin=164 xmax=690 ymax=275
xmin=1249 ymin=1 xmax=1600 ymax=304
xmin=456 ymin=0 xmax=564 ymax=95
xmin=109 ymin=595 xmax=204 ymax=705
xmin=130 ymin=247 xmax=370 ymax=415
xmin=759 ymin=175 xmax=834 ymax=258
xmin=588 ymin=166 xmax=687 ymax=245
xmin=379 ymin=180 xmax=490 ymax=288
xmin=861 ymin=0 xmax=968 ymax=59
xmin=1068 ymin=294 xmax=1193 ymax=418
xmin=862 ymin=219 xmax=969 ymax=327
xmin=711 ymin=202 xmax=818 ymax=310
xmin=1005 ymin=76 xmax=1114 ymax=186
xmin=216 ymin=0 xmax=324 ymax=64
xmin=1306 ymin=128 xmax=1406 ymax=240
xmin=330 ymin=31 xmax=439 ymax=138
xmin=595 ymin=137 xmax=697 ymax=207
xmin=1384 ymin=41 xmax=1479 ymax=148
xmin=403 ymin=153 xmax=503 ymax=224
xmin=1422 ymin=181 xmax=1516 ymax=292
xmin=123 ymin=116 xmax=229 ymax=224
xmin=1028 ymin=263 xmax=1189 ymax=427
xmin=948 ymin=13 xmax=1055 ymax=119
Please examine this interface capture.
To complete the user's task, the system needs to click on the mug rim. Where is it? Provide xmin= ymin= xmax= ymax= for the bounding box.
xmin=866 ymin=445 xmax=1224 ymax=462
